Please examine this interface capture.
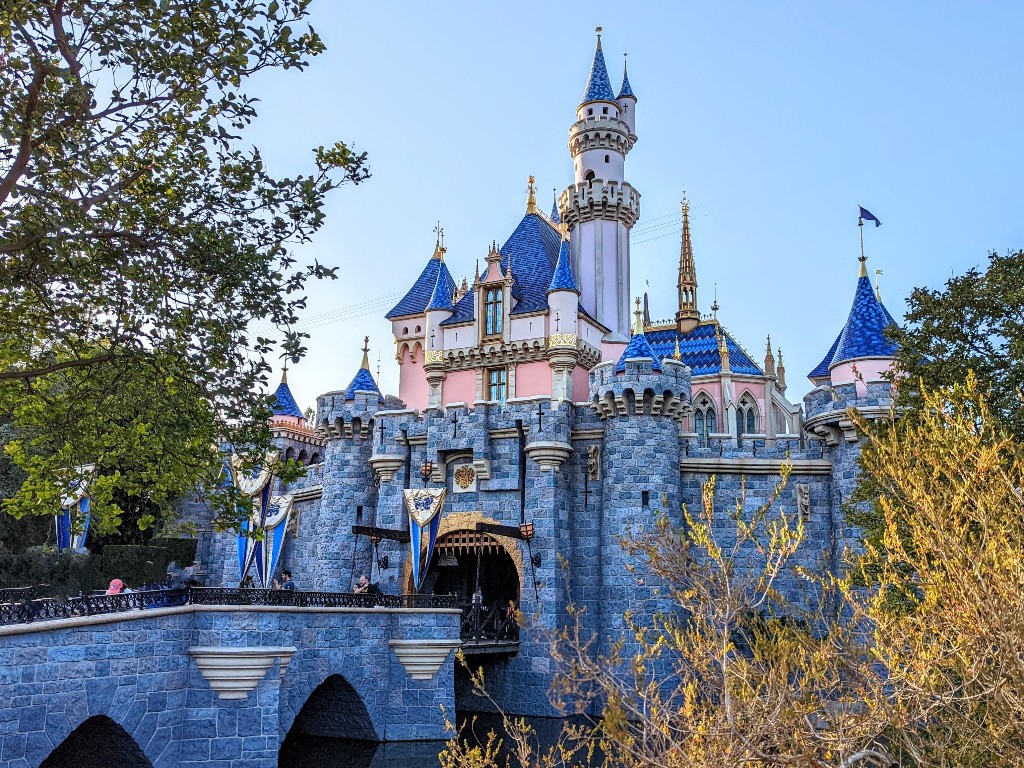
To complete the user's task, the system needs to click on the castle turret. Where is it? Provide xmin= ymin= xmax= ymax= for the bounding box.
xmin=560 ymin=28 xmax=640 ymax=342
xmin=312 ymin=338 xmax=385 ymax=589
xmin=675 ymin=195 xmax=699 ymax=333
xmin=424 ymin=251 xmax=455 ymax=409
xmin=547 ymin=238 xmax=581 ymax=401
xmin=590 ymin=298 xmax=690 ymax=661
xmin=616 ymin=53 xmax=636 ymax=135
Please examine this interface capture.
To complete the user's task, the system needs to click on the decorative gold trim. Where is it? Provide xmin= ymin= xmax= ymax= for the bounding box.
xmin=424 ymin=350 xmax=445 ymax=364
xmin=547 ymin=333 xmax=578 ymax=349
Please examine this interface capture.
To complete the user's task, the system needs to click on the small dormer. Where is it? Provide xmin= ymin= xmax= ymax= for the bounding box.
xmin=477 ymin=241 xmax=509 ymax=344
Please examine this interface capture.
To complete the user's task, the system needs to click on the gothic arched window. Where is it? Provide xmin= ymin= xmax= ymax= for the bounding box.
xmin=484 ymin=288 xmax=503 ymax=337
xmin=746 ymin=408 xmax=756 ymax=434
xmin=706 ymin=407 xmax=717 ymax=434
xmin=694 ymin=411 xmax=704 ymax=444
xmin=735 ymin=408 xmax=745 ymax=440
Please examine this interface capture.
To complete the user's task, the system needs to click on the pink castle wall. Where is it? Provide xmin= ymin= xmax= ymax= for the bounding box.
xmin=514 ymin=361 xmax=552 ymax=399
xmin=572 ymin=365 xmax=591 ymax=402
xmin=398 ymin=344 xmax=428 ymax=411
xmin=443 ymin=369 xmax=477 ymax=405
xmin=830 ymin=359 xmax=892 ymax=396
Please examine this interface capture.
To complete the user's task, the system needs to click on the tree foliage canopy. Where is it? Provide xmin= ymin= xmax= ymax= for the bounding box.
xmin=0 ymin=0 xmax=367 ymax=532
xmin=888 ymin=249 xmax=1024 ymax=438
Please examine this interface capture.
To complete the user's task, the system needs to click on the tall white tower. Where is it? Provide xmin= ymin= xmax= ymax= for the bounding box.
xmin=559 ymin=28 xmax=640 ymax=342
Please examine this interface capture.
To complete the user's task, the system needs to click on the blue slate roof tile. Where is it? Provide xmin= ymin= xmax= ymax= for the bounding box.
xmin=807 ymin=274 xmax=898 ymax=380
xmin=582 ymin=39 xmax=616 ymax=103
xmin=386 ymin=258 xmax=454 ymax=319
xmin=344 ymin=367 xmax=383 ymax=402
xmin=425 ymin=266 xmax=455 ymax=312
xmin=500 ymin=213 xmax=563 ymax=315
xmin=548 ymin=239 xmax=579 ymax=293
xmin=645 ymin=324 xmax=764 ymax=377
xmin=439 ymin=291 xmax=474 ymax=327
xmin=616 ymin=329 xmax=662 ymax=372
xmin=808 ymin=333 xmax=842 ymax=381
xmin=617 ymin=65 xmax=635 ymax=99
xmin=270 ymin=381 xmax=303 ymax=418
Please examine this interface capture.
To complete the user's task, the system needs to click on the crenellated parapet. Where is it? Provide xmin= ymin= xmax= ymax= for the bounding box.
xmin=559 ymin=179 xmax=641 ymax=229
xmin=568 ymin=115 xmax=636 ymax=157
xmin=802 ymin=380 xmax=894 ymax=446
xmin=315 ymin=389 xmax=383 ymax=442
xmin=589 ymin=358 xmax=691 ymax=423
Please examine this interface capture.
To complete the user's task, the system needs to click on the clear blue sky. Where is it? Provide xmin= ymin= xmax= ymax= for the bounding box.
xmin=245 ymin=1 xmax=1024 ymax=413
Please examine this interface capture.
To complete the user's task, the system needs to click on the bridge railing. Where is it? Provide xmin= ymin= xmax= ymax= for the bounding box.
xmin=460 ymin=601 xmax=520 ymax=647
xmin=0 ymin=586 xmax=458 ymax=626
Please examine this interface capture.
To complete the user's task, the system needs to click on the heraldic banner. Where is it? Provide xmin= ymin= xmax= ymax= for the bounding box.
xmin=232 ymin=453 xmax=293 ymax=589
xmin=403 ymin=488 xmax=446 ymax=593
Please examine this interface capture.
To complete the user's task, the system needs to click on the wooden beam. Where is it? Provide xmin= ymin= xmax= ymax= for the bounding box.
xmin=475 ymin=522 xmax=526 ymax=540
xmin=351 ymin=525 xmax=410 ymax=543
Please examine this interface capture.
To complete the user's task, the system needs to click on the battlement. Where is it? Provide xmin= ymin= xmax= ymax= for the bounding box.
xmin=568 ymin=115 xmax=635 ymax=156
xmin=315 ymin=389 xmax=384 ymax=440
xmin=803 ymin=380 xmax=894 ymax=446
xmin=589 ymin=359 xmax=691 ymax=422
xmin=559 ymin=179 xmax=641 ymax=229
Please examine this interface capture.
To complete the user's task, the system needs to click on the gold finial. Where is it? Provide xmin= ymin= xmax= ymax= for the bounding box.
xmin=360 ymin=336 xmax=370 ymax=370
xmin=875 ymin=268 xmax=883 ymax=300
xmin=711 ymin=283 xmax=719 ymax=321
xmin=681 ymin=190 xmax=689 ymax=217
xmin=632 ymin=296 xmax=643 ymax=336
xmin=526 ymin=175 xmax=538 ymax=215
xmin=777 ymin=348 xmax=787 ymax=393
xmin=432 ymin=221 xmax=446 ymax=261
xmin=858 ymin=254 xmax=867 ymax=278
xmin=281 ymin=361 xmax=289 ymax=385
xmin=596 ymin=25 xmax=603 ymax=44
xmin=673 ymin=336 xmax=681 ymax=361
xmin=764 ymin=335 xmax=776 ymax=377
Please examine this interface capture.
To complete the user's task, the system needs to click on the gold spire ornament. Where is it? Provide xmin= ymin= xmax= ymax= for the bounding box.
xmin=281 ymin=361 xmax=289 ymax=384
xmin=361 ymin=336 xmax=370 ymax=370
xmin=764 ymin=335 xmax=776 ymax=377
xmin=777 ymin=348 xmax=787 ymax=393
xmin=526 ymin=175 xmax=538 ymax=215
xmin=432 ymin=222 xmax=446 ymax=261
xmin=632 ymin=296 xmax=644 ymax=336
xmin=673 ymin=336 xmax=682 ymax=361
xmin=676 ymin=191 xmax=700 ymax=334
xmin=875 ymin=268 xmax=883 ymax=300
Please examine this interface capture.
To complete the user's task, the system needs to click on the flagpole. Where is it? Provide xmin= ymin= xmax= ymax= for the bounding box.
xmin=858 ymin=206 xmax=867 ymax=276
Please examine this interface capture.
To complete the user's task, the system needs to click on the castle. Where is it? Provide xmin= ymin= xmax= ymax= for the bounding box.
xmin=198 ymin=30 xmax=899 ymax=716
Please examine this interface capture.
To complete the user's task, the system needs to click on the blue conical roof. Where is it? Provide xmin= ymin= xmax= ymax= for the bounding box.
xmin=548 ymin=240 xmax=579 ymax=294
xmin=582 ymin=37 xmax=615 ymax=104
xmin=808 ymin=270 xmax=898 ymax=381
xmin=386 ymin=246 xmax=454 ymax=319
xmin=550 ymin=194 xmax=561 ymax=224
xmin=271 ymin=379 xmax=303 ymax=418
xmin=617 ymin=63 xmax=635 ymax=99
xmin=616 ymin=328 xmax=662 ymax=372
xmin=426 ymin=263 xmax=455 ymax=311
xmin=344 ymin=367 xmax=383 ymax=402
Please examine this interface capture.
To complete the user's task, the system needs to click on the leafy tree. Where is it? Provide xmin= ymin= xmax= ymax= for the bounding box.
xmin=0 ymin=0 xmax=367 ymax=533
xmin=888 ymin=249 xmax=1024 ymax=438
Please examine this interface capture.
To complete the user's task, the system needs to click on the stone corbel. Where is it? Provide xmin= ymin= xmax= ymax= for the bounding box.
xmin=369 ymin=453 xmax=405 ymax=484
xmin=389 ymin=639 xmax=462 ymax=680
xmin=472 ymin=458 xmax=492 ymax=481
xmin=525 ymin=441 xmax=572 ymax=471
xmin=812 ymin=423 xmax=842 ymax=447
xmin=188 ymin=646 xmax=296 ymax=700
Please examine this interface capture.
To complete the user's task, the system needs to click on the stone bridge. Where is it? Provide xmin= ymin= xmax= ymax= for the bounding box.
xmin=0 ymin=597 xmax=461 ymax=768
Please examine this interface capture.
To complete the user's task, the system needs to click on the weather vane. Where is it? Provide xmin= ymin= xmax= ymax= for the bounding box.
xmin=433 ymin=220 xmax=444 ymax=250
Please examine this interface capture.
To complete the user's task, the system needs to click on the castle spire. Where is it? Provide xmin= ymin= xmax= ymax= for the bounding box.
xmin=581 ymin=26 xmax=615 ymax=104
xmin=526 ymin=175 xmax=538 ymax=215
xmin=764 ymin=335 xmax=776 ymax=377
xmin=360 ymin=336 xmax=370 ymax=370
xmin=632 ymin=296 xmax=644 ymax=336
xmin=676 ymin=193 xmax=700 ymax=334
xmin=549 ymin=188 xmax=561 ymax=224
xmin=617 ymin=51 xmax=635 ymax=100
xmin=432 ymin=221 xmax=446 ymax=261
xmin=281 ymin=361 xmax=289 ymax=385
xmin=777 ymin=348 xmax=787 ymax=393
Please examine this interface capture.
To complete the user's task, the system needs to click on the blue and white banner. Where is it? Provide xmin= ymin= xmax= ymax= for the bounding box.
xmin=403 ymin=488 xmax=446 ymax=593
xmin=232 ymin=452 xmax=292 ymax=588
xmin=56 ymin=465 xmax=94 ymax=553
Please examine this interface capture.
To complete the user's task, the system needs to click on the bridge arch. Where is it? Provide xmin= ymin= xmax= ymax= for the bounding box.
xmin=41 ymin=715 xmax=151 ymax=768
xmin=284 ymin=673 xmax=377 ymax=742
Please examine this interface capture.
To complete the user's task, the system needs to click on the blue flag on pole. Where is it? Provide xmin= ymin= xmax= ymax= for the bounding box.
xmin=859 ymin=206 xmax=881 ymax=227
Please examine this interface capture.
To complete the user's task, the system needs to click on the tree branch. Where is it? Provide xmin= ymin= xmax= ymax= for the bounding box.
xmin=0 ymin=352 xmax=115 ymax=382
xmin=0 ymin=63 xmax=47 ymax=207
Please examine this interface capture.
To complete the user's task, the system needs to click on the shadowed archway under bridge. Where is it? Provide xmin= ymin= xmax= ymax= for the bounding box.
xmin=279 ymin=674 xmax=378 ymax=766
xmin=422 ymin=529 xmax=521 ymax=654
xmin=40 ymin=715 xmax=152 ymax=768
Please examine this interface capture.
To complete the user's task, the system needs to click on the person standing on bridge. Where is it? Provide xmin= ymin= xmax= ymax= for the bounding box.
xmin=273 ymin=570 xmax=296 ymax=591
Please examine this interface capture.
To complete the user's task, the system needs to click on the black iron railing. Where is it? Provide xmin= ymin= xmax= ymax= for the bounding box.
xmin=0 ymin=587 xmax=459 ymax=627
xmin=460 ymin=601 xmax=520 ymax=646
xmin=187 ymin=588 xmax=459 ymax=610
